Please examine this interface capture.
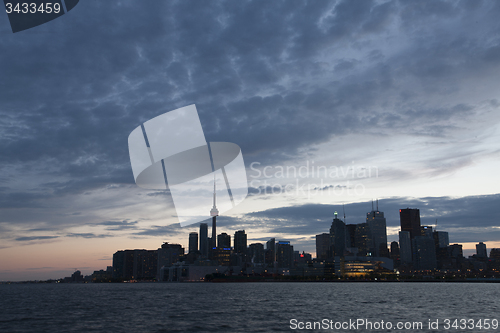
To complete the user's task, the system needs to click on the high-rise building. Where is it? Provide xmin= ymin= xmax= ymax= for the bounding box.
xmin=433 ymin=231 xmax=449 ymax=248
xmin=400 ymin=208 xmax=421 ymax=240
xmin=399 ymin=231 xmax=412 ymax=265
xmin=421 ymin=226 xmax=433 ymax=238
xmin=490 ymin=248 xmax=500 ymax=260
xmin=330 ymin=211 xmax=348 ymax=257
xmin=366 ymin=203 xmax=387 ymax=257
xmin=189 ymin=232 xmax=198 ymax=253
xmin=113 ymin=249 xmax=158 ymax=280
xmin=346 ymin=224 xmax=357 ymax=249
xmin=249 ymin=243 xmax=265 ymax=264
xmin=217 ymin=233 xmax=231 ymax=249
xmin=316 ymin=233 xmax=331 ymax=261
xmin=412 ymin=236 xmax=437 ymax=271
xmin=355 ymin=223 xmax=372 ymax=256
xmin=276 ymin=241 xmax=294 ymax=268
xmin=234 ymin=230 xmax=247 ymax=254
xmin=266 ymin=238 xmax=276 ymax=264
xmin=199 ymin=223 xmax=208 ymax=257
xmin=476 ymin=242 xmax=487 ymax=258
xmin=157 ymin=242 xmax=184 ymax=279
xmin=390 ymin=241 xmax=400 ymax=265
xmin=448 ymin=244 xmax=463 ymax=258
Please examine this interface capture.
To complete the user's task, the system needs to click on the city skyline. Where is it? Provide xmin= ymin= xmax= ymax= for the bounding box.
xmin=2 ymin=1 xmax=500 ymax=281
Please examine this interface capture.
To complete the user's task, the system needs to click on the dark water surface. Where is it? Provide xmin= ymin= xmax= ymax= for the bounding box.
xmin=0 ymin=282 xmax=499 ymax=332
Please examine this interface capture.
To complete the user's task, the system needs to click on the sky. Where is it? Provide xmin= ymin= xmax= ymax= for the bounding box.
xmin=1 ymin=0 xmax=500 ymax=281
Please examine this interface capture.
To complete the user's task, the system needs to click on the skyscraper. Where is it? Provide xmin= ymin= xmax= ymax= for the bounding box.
xmin=366 ymin=202 xmax=387 ymax=257
xmin=189 ymin=232 xmax=198 ymax=253
xmin=330 ymin=211 xmax=348 ymax=257
xmin=249 ymin=243 xmax=265 ymax=264
xmin=412 ymin=236 xmax=437 ymax=271
xmin=390 ymin=241 xmax=400 ymax=265
xmin=346 ymin=224 xmax=357 ymax=249
xmin=355 ymin=223 xmax=372 ymax=256
xmin=266 ymin=238 xmax=276 ymax=264
xmin=421 ymin=226 xmax=433 ymax=238
xmin=433 ymin=231 xmax=449 ymax=248
xmin=476 ymin=242 xmax=487 ymax=258
xmin=199 ymin=223 xmax=208 ymax=257
xmin=276 ymin=241 xmax=294 ymax=268
xmin=234 ymin=230 xmax=247 ymax=254
xmin=157 ymin=242 xmax=184 ymax=279
xmin=217 ymin=232 xmax=231 ymax=249
xmin=399 ymin=231 xmax=412 ymax=265
xmin=400 ymin=208 xmax=421 ymax=240
xmin=316 ymin=233 xmax=331 ymax=261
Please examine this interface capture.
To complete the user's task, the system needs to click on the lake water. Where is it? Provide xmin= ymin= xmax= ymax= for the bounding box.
xmin=0 ymin=282 xmax=499 ymax=332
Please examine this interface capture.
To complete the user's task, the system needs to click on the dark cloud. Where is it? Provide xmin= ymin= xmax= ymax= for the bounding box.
xmin=65 ymin=233 xmax=111 ymax=239
xmin=0 ymin=0 xmax=499 ymax=257
xmin=97 ymin=220 xmax=138 ymax=231
xmin=15 ymin=236 xmax=59 ymax=241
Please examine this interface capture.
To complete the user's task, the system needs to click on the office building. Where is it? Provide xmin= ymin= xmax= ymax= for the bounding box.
xmin=157 ymin=242 xmax=184 ymax=279
xmin=476 ymin=242 xmax=487 ymax=258
xmin=212 ymin=247 xmax=231 ymax=266
xmin=249 ymin=243 xmax=265 ymax=264
xmin=189 ymin=232 xmax=198 ymax=253
xmin=316 ymin=233 xmax=331 ymax=261
xmin=399 ymin=231 xmax=412 ymax=265
xmin=421 ymin=226 xmax=433 ymax=238
xmin=113 ymin=249 xmax=158 ymax=280
xmin=412 ymin=236 xmax=437 ymax=271
xmin=366 ymin=203 xmax=387 ymax=257
xmin=330 ymin=211 xmax=348 ymax=257
xmin=490 ymin=248 xmax=500 ymax=260
xmin=390 ymin=241 xmax=400 ymax=265
xmin=234 ymin=230 xmax=247 ymax=254
xmin=346 ymin=224 xmax=357 ymax=249
xmin=217 ymin=233 xmax=231 ymax=249
xmin=354 ymin=223 xmax=372 ymax=256
xmin=433 ymin=231 xmax=449 ymax=248
xmin=400 ymin=208 xmax=421 ymax=240
xmin=266 ymin=238 xmax=276 ymax=264
xmin=276 ymin=241 xmax=294 ymax=268
xmin=199 ymin=223 xmax=208 ymax=257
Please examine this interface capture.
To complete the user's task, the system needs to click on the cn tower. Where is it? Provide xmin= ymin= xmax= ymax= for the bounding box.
xmin=210 ymin=177 xmax=219 ymax=248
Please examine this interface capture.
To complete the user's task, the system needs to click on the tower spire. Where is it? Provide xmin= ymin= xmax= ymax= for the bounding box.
xmin=210 ymin=174 xmax=219 ymax=216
